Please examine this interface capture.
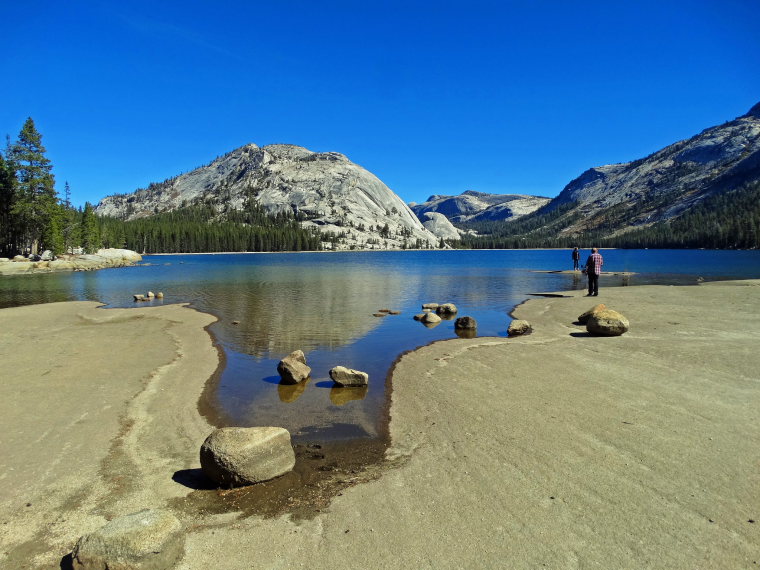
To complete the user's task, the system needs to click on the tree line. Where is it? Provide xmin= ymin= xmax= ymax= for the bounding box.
xmin=455 ymin=182 xmax=760 ymax=250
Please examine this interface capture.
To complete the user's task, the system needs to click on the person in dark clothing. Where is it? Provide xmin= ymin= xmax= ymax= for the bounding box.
xmin=585 ymin=247 xmax=603 ymax=296
xmin=572 ymin=247 xmax=580 ymax=270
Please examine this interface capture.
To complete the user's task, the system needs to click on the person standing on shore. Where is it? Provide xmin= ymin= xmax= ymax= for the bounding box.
xmin=572 ymin=247 xmax=580 ymax=270
xmin=585 ymin=247 xmax=603 ymax=296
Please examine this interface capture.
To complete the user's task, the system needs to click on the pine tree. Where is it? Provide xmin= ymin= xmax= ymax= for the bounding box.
xmin=0 ymin=152 xmax=19 ymax=257
xmin=7 ymin=118 xmax=62 ymax=255
xmin=81 ymin=202 xmax=100 ymax=253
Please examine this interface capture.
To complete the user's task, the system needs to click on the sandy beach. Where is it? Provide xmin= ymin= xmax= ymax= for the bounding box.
xmin=1 ymin=281 xmax=759 ymax=568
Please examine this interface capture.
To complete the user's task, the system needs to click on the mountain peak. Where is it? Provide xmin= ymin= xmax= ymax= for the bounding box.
xmin=744 ymin=102 xmax=760 ymax=118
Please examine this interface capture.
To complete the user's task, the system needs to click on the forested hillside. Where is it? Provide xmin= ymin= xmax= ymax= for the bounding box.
xmin=1 ymin=118 xmax=323 ymax=257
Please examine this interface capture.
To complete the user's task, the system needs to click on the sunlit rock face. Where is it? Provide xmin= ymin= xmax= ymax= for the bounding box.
xmin=410 ymin=190 xmax=551 ymax=223
xmin=547 ymin=102 xmax=760 ymax=235
xmin=95 ymin=143 xmax=440 ymax=250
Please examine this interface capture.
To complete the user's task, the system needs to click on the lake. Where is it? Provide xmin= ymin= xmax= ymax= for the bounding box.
xmin=2 ymin=249 xmax=759 ymax=443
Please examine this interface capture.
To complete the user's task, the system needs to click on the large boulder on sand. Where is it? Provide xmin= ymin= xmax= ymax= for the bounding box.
xmin=454 ymin=316 xmax=477 ymax=330
xmin=329 ymin=365 xmax=369 ymax=387
xmin=71 ymin=508 xmax=184 ymax=570
xmin=277 ymin=350 xmax=311 ymax=384
xmin=508 ymin=319 xmax=532 ymax=336
xmin=586 ymin=309 xmax=629 ymax=336
xmin=578 ymin=303 xmax=607 ymax=324
xmin=200 ymin=427 xmax=295 ymax=487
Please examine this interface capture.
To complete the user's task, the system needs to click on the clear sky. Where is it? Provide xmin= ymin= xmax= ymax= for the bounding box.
xmin=2 ymin=1 xmax=759 ymax=208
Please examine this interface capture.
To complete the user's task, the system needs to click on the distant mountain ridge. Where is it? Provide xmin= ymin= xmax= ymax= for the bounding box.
xmin=545 ymin=102 xmax=760 ymax=236
xmin=95 ymin=144 xmax=440 ymax=250
xmin=409 ymin=190 xmax=551 ymax=223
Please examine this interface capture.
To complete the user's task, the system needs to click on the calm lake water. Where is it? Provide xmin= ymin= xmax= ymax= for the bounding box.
xmin=3 ymin=249 xmax=760 ymax=442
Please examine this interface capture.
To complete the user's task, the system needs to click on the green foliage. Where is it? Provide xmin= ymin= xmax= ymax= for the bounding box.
xmin=6 ymin=118 xmax=63 ymax=254
xmin=95 ymin=202 xmax=323 ymax=253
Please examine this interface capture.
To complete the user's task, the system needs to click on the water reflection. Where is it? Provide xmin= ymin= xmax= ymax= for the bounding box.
xmin=2 ymin=250 xmax=759 ymax=442
xmin=330 ymin=386 xmax=368 ymax=406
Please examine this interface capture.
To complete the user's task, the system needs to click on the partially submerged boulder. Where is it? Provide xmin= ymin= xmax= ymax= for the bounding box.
xmin=421 ymin=312 xmax=442 ymax=324
xmin=454 ymin=316 xmax=477 ymax=330
xmin=277 ymin=350 xmax=311 ymax=384
xmin=71 ymin=509 xmax=184 ymax=570
xmin=329 ymin=365 xmax=369 ymax=387
xmin=413 ymin=313 xmax=427 ymax=321
xmin=436 ymin=303 xmax=458 ymax=315
xmin=422 ymin=303 xmax=439 ymax=310
xmin=586 ymin=309 xmax=629 ymax=336
xmin=133 ymin=294 xmax=145 ymax=302
xmin=508 ymin=319 xmax=532 ymax=336
xmin=578 ymin=303 xmax=607 ymax=324
xmin=200 ymin=427 xmax=296 ymax=487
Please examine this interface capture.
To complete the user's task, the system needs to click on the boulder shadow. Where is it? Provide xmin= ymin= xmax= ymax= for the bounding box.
xmin=60 ymin=553 xmax=74 ymax=570
xmin=569 ymin=331 xmax=593 ymax=338
xmin=261 ymin=375 xmax=282 ymax=385
xmin=172 ymin=468 xmax=216 ymax=490
xmin=314 ymin=380 xmax=334 ymax=389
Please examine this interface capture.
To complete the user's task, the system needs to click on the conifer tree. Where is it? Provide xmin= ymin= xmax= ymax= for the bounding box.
xmin=7 ymin=118 xmax=63 ymax=254
xmin=0 ymin=152 xmax=19 ymax=257
xmin=80 ymin=202 xmax=100 ymax=253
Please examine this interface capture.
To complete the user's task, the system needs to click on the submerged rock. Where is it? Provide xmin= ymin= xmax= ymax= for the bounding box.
xmin=454 ymin=316 xmax=477 ymax=330
xmin=277 ymin=350 xmax=311 ymax=384
xmin=508 ymin=319 xmax=532 ymax=336
xmin=421 ymin=312 xmax=442 ymax=324
xmin=200 ymin=427 xmax=296 ymax=487
xmin=329 ymin=366 xmax=369 ymax=387
xmin=71 ymin=509 xmax=184 ymax=570
xmin=436 ymin=303 xmax=458 ymax=315
xmin=586 ymin=309 xmax=629 ymax=336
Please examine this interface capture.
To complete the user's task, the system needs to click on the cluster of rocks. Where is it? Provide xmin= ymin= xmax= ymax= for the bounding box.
xmin=277 ymin=350 xmax=369 ymax=388
xmin=578 ymin=303 xmax=630 ymax=336
xmin=413 ymin=302 xmax=458 ymax=326
xmin=133 ymin=291 xmax=164 ymax=302
xmin=0 ymin=248 xmax=143 ymax=276
xmin=373 ymin=308 xmax=401 ymax=317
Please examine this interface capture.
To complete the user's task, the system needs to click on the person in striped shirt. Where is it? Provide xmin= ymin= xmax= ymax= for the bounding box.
xmin=585 ymin=247 xmax=603 ymax=296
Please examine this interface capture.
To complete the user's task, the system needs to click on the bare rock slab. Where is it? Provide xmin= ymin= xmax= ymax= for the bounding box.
xmin=578 ymin=303 xmax=607 ymax=324
xmin=508 ymin=319 xmax=532 ymax=336
xmin=329 ymin=365 xmax=369 ymax=387
xmin=200 ymin=427 xmax=296 ymax=487
xmin=277 ymin=350 xmax=311 ymax=384
xmin=71 ymin=508 xmax=183 ymax=570
xmin=586 ymin=309 xmax=630 ymax=336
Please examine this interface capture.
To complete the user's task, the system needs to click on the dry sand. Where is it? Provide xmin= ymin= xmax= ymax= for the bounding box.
xmin=1 ymin=281 xmax=759 ymax=569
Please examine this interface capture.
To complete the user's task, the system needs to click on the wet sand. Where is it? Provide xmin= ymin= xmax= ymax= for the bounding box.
xmin=1 ymin=281 xmax=759 ymax=568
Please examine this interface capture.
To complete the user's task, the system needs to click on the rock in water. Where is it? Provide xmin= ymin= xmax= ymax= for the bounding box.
xmin=277 ymin=350 xmax=311 ymax=384
xmin=586 ymin=309 xmax=629 ymax=336
xmin=454 ymin=316 xmax=477 ymax=330
xmin=421 ymin=312 xmax=442 ymax=324
xmin=71 ymin=509 xmax=183 ymax=570
xmin=578 ymin=303 xmax=607 ymax=324
xmin=329 ymin=366 xmax=369 ymax=387
xmin=422 ymin=303 xmax=439 ymax=310
xmin=508 ymin=319 xmax=532 ymax=336
xmin=200 ymin=427 xmax=296 ymax=487
xmin=413 ymin=313 xmax=426 ymax=321
xmin=436 ymin=303 xmax=458 ymax=315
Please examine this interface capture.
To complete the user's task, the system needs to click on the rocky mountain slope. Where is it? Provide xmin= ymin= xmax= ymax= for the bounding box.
xmin=544 ymin=102 xmax=760 ymax=236
xmin=96 ymin=144 xmax=440 ymax=250
xmin=409 ymin=190 xmax=551 ymax=223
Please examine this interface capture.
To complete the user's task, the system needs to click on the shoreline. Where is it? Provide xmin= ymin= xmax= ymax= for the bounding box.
xmin=1 ymin=280 xmax=759 ymax=568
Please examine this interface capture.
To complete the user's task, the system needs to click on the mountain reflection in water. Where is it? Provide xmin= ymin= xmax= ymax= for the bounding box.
xmin=2 ymin=249 xmax=759 ymax=442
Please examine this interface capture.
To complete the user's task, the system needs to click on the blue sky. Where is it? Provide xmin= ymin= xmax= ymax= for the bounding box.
xmin=2 ymin=1 xmax=758 ymax=208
